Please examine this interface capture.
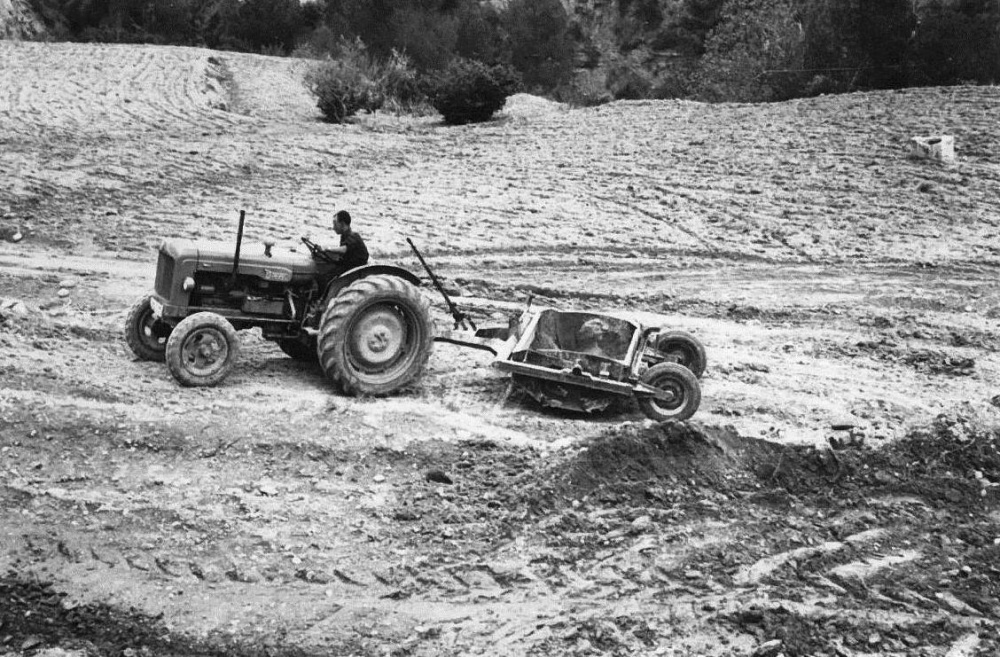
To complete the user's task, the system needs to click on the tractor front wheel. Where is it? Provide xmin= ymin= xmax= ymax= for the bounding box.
xmin=165 ymin=312 xmax=240 ymax=387
xmin=637 ymin=362 xmax=701 ymax=422
xmin=317 ymin=275 xmax=432 ymax=396
xmin=124 ymin=295 xmax=172 ymax=362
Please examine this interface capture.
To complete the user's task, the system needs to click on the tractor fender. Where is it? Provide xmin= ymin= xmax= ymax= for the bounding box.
xmin=322 ymin=264 xmax=422 ymax=302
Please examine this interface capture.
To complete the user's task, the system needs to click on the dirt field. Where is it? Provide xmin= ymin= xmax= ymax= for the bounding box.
xmin=2 ymin=41 xmax=1000 ymax=656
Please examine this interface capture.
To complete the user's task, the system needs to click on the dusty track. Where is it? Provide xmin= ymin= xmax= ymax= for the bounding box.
xmin=2 ymin=42 xmax=1000 ymax=656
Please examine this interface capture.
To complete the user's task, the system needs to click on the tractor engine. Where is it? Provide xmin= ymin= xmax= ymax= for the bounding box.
xmin=150 ymin=238 xmax=327 ymax=334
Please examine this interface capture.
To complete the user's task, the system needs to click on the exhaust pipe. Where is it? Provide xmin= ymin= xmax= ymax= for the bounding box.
xmin=230 ymin=209 xmax=246 ymax=286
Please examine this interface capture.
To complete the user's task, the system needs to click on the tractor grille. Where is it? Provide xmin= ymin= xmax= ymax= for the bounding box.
xmin=154 ymin=254 xmax=175 ymax=298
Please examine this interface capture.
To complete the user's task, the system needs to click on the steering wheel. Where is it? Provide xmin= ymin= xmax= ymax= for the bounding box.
xmin=301 ymin=236 xmax=337 ymax=264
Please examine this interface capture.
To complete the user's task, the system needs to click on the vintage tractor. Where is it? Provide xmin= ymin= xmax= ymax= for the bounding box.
xmin=124 ymin=211 xmax=433 ymax=395
xmin=125 ymin=211 xmax=706 ymax=422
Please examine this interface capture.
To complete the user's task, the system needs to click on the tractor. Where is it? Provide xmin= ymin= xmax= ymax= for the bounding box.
xmin=125 ymin=211 xmax=707 ymax=422
xmin=124 ymin=211 xmax=433 ymax=395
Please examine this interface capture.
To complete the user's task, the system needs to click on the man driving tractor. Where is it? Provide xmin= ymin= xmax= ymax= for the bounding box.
xmin=324 ymin=209 xmax=369 ymax=274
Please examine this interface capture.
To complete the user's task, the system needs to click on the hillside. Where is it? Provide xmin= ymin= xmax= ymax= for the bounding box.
xmin=2 ymin=41 xmax=1000 ymax=657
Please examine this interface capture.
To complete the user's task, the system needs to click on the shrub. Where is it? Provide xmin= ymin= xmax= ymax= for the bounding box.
xmin=304 ymin=39 xmax=433 ymax=122
xmin=606 ymin=49 xmax=655 ymax=100
xmin=649 ymin=57 xmax=700 ymax=99
xmin=380 ymin=51 xmax=424 ymax=104
xmin=304 ymin=59 xmax=383 ymax=123
xmin=425 ymin=58 xmax=521 ymax=125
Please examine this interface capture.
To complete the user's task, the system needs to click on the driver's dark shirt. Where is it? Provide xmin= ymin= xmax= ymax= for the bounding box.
xmin=339 ymin=229 xmax=369 ymax=270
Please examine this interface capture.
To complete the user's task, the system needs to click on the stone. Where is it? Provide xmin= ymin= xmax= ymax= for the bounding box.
xmin=752 ymin=639 xmax=782 ymax=656
xmin=909 ymin=135 xmax=956 ymax=164
xmin=1 ymin=300 xmax=28 ymax=316
xmin=425 ymin=469 xmax=453 ymax=485
xmin=630 ymin=515 xmax=653 ymax=533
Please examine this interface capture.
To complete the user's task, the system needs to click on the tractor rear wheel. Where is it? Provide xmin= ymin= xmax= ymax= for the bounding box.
xmin=654 ymin=330 xmax=707 ymax=378
xmin=124 ymin=295 xmax=172 ymax=362
xmin=165 ymin=312 xmax=240 ymax=387
xmin=637 ymin=362 xmax=701 ymax=422
xmin=317 ymin=274 xmax=432 ymax=396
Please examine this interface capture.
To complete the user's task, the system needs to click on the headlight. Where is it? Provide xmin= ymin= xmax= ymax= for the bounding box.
xmin=182 ymin=276 xmax=196 ymax=291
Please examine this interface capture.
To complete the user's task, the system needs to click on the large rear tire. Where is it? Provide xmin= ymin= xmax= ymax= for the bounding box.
xmin=124 ymin=295 xmax=172 ymax=362
xmin=317 ymin=274 xmax=432 ymax=396
xmin=654 ymin=330 xmax=707 ymax=378
xmin=165 ymin=312 xmax=240 ymax=387
xmin=637 ymin=362 xmax=701 ymax=422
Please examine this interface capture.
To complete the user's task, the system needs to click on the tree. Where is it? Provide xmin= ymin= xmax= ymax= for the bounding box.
xmin=695 ymin=0 xmax=806 ymax=102
xmin=232 ymin=0 xmax=301 ymax=52
xmin=908 ymin=0 xmax=1000 ymax=84
xmin=501 ymin=0 xmax=575 ymax=90
xmin=856 ymin=0 xmax=916 ymax=88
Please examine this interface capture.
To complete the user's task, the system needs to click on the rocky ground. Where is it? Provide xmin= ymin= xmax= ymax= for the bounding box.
xmin=2 ymin=41 xmax=1000 ymax=656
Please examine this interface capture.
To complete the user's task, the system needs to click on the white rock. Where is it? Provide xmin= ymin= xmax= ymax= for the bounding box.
xmin=631 ymin=515 xmax=653 ymax=533
xmin=909 ymin=135 xmax=956 ymax=163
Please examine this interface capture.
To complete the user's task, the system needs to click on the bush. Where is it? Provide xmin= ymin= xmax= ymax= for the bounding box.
xmin=304 ymin=54 xmax=383 ymax=123
xmin=606 ymin=49 xmax=655 ymax=100
xmin=378 ymin=50 xmax=429 ymax=113
xmin=304 ymin=38 xmax=432 ymax=123
xmin=425 ymin=58 xmax=521 ymax=125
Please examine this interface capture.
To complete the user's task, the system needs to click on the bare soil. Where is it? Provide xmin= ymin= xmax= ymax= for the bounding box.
xmin=2 ymin=41 xmax=1000 ymax=656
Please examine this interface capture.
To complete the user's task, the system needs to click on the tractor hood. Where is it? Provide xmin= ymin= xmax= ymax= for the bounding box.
xmin=160 ymin=239 xmax=325 ymax=282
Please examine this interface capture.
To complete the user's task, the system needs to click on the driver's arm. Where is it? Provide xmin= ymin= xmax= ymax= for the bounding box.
xmin=325 ymin=245 xmax=348 ymax=254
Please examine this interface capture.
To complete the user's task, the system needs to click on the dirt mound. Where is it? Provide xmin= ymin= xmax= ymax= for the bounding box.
xmin=557 ymin=421 xmax=783 ymax=504
xmin=514 ymin=414 xmax=1000 ymax=512
xmin=500 ymin=93 xmax=568 ymax=120
xmin=762 ymin=410 xmax=1000 ymax=508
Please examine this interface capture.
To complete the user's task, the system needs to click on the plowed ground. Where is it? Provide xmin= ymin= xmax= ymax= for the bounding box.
xmin=2 ymin=41 xmax=1000 ymax=656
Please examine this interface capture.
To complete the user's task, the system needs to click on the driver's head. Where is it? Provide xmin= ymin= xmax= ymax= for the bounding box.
xmin=333 ymin=210 xmax=351 ymax=235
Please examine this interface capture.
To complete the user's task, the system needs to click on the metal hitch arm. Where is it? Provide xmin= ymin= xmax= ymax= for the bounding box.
xmin=407 ymin=237 xmax=477 ymax=331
